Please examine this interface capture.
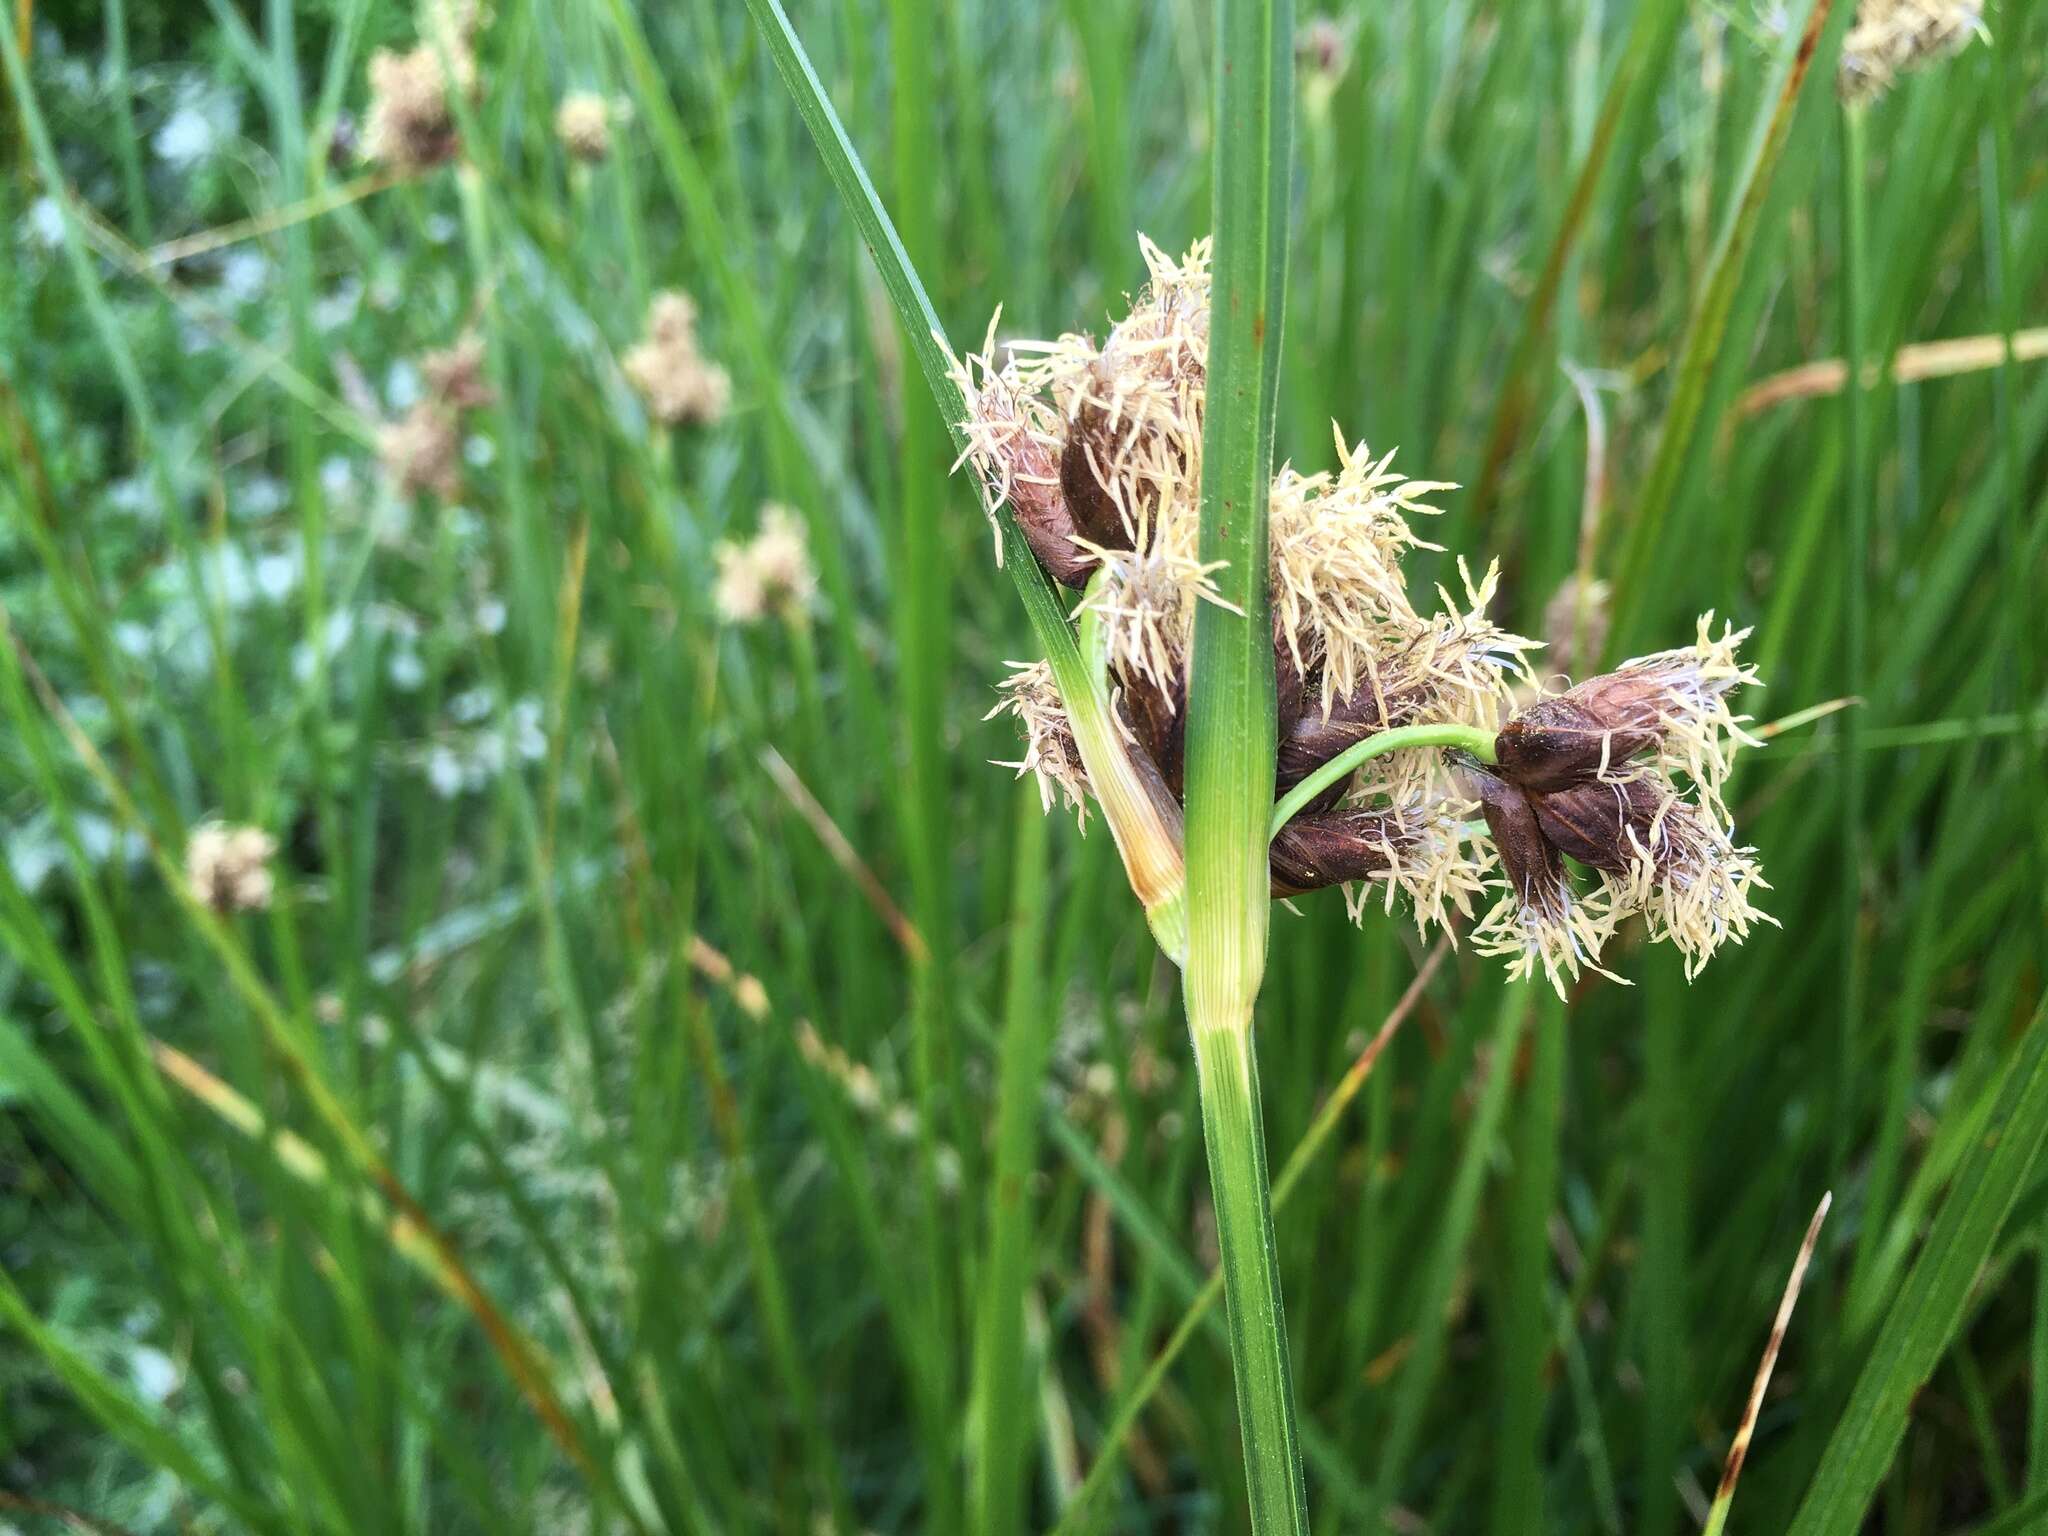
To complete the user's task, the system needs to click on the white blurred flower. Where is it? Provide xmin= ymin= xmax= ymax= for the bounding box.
xmin=185 ymin=821 xmax=278 ymax=912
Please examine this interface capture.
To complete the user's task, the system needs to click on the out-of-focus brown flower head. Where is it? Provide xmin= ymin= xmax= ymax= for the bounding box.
xmin=624 ymin=291 xmax=732 ymax=427
xmin=362 ymin=0 xmax=483 ymax=171
xmin=1839 ymin=0 xmax=1984 ymax=101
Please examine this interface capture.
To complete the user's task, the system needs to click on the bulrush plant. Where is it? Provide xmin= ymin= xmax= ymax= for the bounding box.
xmin=951 ymin=233 xmax=1773 ymax=1527
xmin=747 ymin=0 xmax=1773 ymax=1518
xmin=954 ymin=237 xmax=1771 ymax=999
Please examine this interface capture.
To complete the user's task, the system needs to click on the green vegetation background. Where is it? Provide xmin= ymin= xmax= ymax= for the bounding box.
xmin=1 ymin=0 xmax=2043 ymax=1532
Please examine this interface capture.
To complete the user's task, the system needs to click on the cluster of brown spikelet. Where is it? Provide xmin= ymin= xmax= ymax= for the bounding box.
xmin=624 ymin=292 xmax=732 ymax=427
xmin=951 ymin=238 xmax=1772 ymax=994
xmin=379 ymin=335 xmax=494 ymax=501
xmin=363 ymin=0 xmax=482 ymax=171
xmin=185 ymin=822 xmax=278 ymax=913
xmin=1839 ymin=0 xmax=1984 ymax=101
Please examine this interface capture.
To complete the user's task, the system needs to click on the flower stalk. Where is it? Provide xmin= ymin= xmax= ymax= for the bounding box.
xmin=1269 ymin=722 xmax=1497 ymax=840
xmin=1178 ymin=0 xmax=1306 ymax=1528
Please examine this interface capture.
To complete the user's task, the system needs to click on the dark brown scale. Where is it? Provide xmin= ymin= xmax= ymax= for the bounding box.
xmin=1010 ymin=483 xmax=1096 ymax=588
xmin=1494 ymin=678 xmax=1664 ymax=792
xmin=1059 ymin=383 xmax=1136 ymax=552
xmin=1117 ymin=665 xmax=1187 ymax=801
xmin=1268 ymin=808 xmax=1410 ymax=896
xmin=1531 ymin=774 xmax=1686 ymax=876
xmin=1273 ymin=628 xmax=1306 ymax=740
xmin=1276 ymin=685 xmax=1389 ymax=794
xmin=1468 ymin=768 xmax=1566 ymax=910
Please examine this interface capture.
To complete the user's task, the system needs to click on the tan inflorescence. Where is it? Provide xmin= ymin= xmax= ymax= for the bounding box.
xmin=624 ymin=291 xmax=732 ymax=427
xmin=1839 ymin=0 xmax=1984 ymax=101
xmin=379 ymin=334 xmax=495 ymax=501
xmin=554 ymin=91 xmax=614 ymax=163
xmin=363 ymin=0 xmax=483 ymax=171
xmin=712 ymin=503 xmax=818 ymax=625
xmin=953 ymin=236 xmax=1770 ymax=994
xmin=186 ymin=822 xmax=279 ymax=913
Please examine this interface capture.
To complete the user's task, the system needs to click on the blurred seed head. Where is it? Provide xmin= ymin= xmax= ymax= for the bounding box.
xmin=420 ymin=334 xmax=494 ymax=409
xmin=186 ymin=822 xmax=278 ymax=913
xmin=1295 ymin=15 xmax=1352 ymax=80
xmin=554 ymin=91 xmax=614 ymax=163
xmin=363 ymin=3 xmax=482 ymax=171
xmin=1539 ymin=573 xmax=1611 ymax=682
xmin=380 ymin=333 xmax=494 ymax=501
xmin=624 ymin=291 xmax=732 ymax=427
xmin=1840 ymin=0 xmax=1984 ymax=101
xmin=713 ymin=503 xmax=818 ymax=625
xmin=379 ymin=404 xmax=463 ymax=500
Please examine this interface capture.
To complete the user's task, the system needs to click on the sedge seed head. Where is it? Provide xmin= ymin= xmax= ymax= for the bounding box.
xmin=624 ymin=292 xmax=732 ymax=427
xmin=186 ymin=821 xmax=279 ymax=913
xmin=1840 ymin=0 xmax=1984 ymax=101
xmin=958 ymin=235 xmax=1765 ymax=986
xmin=554 ymin=91 xmax=614 ymax=162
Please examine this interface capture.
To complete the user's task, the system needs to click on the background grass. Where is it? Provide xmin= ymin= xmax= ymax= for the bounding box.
xmin=1 ymin=0 xmax=2044 ymax=1532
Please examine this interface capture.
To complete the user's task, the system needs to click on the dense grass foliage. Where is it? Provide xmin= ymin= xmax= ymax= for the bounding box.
xmin=1 ymin=1 xmax=2044 ymax=1532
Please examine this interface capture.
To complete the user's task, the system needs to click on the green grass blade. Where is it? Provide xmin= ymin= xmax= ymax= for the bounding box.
xmin=1786 ymin=1003 xmax=2048 ymax=1536
xmin=1607 ymin=0 xmax=1845 ymax=639
xmin=969 ymin=792 xmax=1053 ymax=1536
xmin=1178 ymin=0 xmax=1299 ymax=1528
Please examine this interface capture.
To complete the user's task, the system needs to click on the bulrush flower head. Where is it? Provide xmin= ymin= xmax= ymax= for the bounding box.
xmin=713 ymin=503 xmax=818 ymax=626
xmin=952 ymin=236 xmax=1769 ymax=987
xmin=186 ymin=822 xmax=279 ymax=913
xmin=362 ymin=1 xmax=482 ymax=171
xmin=1475 ymin=616 xmax=1771 ymax=993
xmin=554 ymin=91 xmax=614 ymax=162
xmin=380 ymin=331 xmax=495 ymax=501
xmin=625 ymin=291 xmax=732 ymax=427
xmin=1839 ymin=0 xmax=1984 ymax=101
xmin=1497 ymin=615 xmax=1758 ymax=803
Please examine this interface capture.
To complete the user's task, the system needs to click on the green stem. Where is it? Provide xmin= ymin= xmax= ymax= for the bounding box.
xmin=1180 ymin=0 xmax=1300 ymax=1524
xmin=1269 ymin=723 xmax=1498 ymax=840
xmin=1189 ymin=1023 xmax=1308 ymax=1535
xmin=1837 ymin=97 xmax=1872 ymax=1239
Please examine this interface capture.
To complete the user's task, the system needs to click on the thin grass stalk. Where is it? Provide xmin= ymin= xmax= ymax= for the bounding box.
xmin=886 ymin=0 xmax=967 ymax=1506
xmin=1836 ymin=98 xmax=1870 ymax=1199
xmin=1050 ymin=942 xmax=1449 ymax=1533
xmin=739 ymin=0 xmax=1188 ymax=957
xmin=1984 ymin=0 xmax=2048 ymax=1490
xmin=1787 ymin=1001 xmax=2048 ymax=1535
xmin=969 ymin=793 xmax=1053 ymax=1536
xmin=1491 ymin=986 xmax=1564 ymax=1534
xmin=1468 ymin=0 xmax=1685 ymax=524
xmin=1367 ymin=988 xmax=1532 ymax=1521
xmin=1607 ymin=0 xmax=1842 ymax=642
xmin=1180 ymin=0 xmax=1301 ymax=1525
xmin=1189 ymin=1028 xmax=1308 ymax=1531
